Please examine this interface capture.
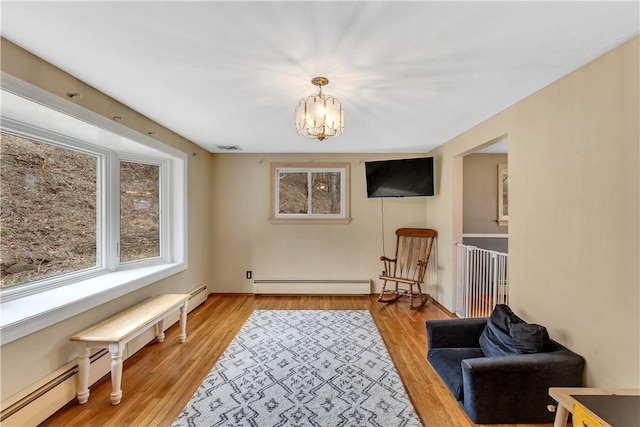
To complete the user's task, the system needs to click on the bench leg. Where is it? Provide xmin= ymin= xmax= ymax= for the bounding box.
xmin=108 ymin=342 xmax=125 ymax=405
xmin=155 ymin=319 xmax=165 ymax=342
xmin=179 ymin=300 xmax=189 ymax=343
xmin=76 ymin=344 xmax=91 ymax=404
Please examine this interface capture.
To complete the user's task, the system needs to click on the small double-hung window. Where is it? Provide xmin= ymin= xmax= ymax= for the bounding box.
xmin=270 ymin=162 xmax=351 ymax=224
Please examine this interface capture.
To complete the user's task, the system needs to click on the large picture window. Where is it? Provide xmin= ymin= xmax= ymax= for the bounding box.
xmin=0 ymin=75 xmax=187 ymax=345
xmin=0 ymin=128 xmax=176 ymax=293
xmin=270 ymin=162 xmax=350 ymax=223
xmin=1 ymin=132 xmax=98 ymax=288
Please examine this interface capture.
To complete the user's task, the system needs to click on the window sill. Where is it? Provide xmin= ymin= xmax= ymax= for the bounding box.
xmin=0 ymin=263 xmax=186 ymax=345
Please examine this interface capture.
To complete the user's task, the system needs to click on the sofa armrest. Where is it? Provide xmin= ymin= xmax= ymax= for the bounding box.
xmin=461 ymin=350 xmax=585 ymax=378
xmin=426 ymin=317 xmax=488 ymax=349
xmin=460 ymin=351 xmax=585 ymax=423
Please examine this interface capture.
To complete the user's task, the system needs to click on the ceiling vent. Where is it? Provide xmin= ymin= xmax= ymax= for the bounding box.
xmin=215 ymin=145 xmax=243 ymax=151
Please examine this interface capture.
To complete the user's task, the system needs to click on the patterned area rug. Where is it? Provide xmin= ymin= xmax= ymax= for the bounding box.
xmin=173 ymin=310 xmax=422 ymax=426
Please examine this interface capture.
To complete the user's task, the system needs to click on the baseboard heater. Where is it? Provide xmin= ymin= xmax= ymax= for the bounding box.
xmin=1 ymin=284 xmax=208 ymax=427
xmin=253 ymin=279 xmax=370 ymax=295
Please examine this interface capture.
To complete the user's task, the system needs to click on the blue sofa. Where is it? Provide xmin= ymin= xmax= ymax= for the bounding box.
xmin=426 ymin=310 xmax=585 ymax=424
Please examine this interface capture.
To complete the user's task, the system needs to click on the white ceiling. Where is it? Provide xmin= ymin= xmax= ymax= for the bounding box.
xmin=1 ymin=1 xmax=638 ymax=154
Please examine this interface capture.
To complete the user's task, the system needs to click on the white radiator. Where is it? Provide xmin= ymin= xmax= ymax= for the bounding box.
xmin=253 ymin=279 xmax=371 ymax=295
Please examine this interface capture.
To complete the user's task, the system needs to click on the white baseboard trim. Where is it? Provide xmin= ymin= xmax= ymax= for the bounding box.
xmin=0 ymin=285 xmax=207 ymax=427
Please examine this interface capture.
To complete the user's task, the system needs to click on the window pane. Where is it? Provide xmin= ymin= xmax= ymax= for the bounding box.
xmin=278 ymin=172 xmax=308 ymax=214
xmin=0 ymin=132 xmax=97 ymax=288
xmin=120 ymin=162 xmax=159 ymax=262
xmin=311 ymin=172 xmax=341 ymax=214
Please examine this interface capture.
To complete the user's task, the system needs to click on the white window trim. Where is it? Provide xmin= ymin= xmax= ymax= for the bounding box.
xmin=0 ymin=73 xmax=188 ymax=345
xmin=269 ymin=162 xmax=351 ymax=224
xmin=1 ymin=119 xmax=110 ymax=293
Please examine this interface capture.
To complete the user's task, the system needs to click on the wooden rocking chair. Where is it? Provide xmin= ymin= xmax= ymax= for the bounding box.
xmin=379 ymin=228 xmax=437 ymax=309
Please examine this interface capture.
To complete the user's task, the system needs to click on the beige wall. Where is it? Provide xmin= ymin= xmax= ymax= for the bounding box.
xmin=463 ymin=153 xmax=508 ymax=234
xmin=1 ymin=39 xmax=213 ymax=400
xmin=427 ymin=36 xmax=639 ymax=387
xmin=0 ymin=38 xmax=431 ymax=401
xmin=209 ymin=153 xmax=430 ymax=294
xmin=2 ymin=32 xmax=638 ymax=410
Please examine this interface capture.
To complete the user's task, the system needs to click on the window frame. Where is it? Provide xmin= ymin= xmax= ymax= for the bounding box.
xmin=270 ymin=162 xmax=351 ymax=224
xmin=0 ymin=122 xmax=109 ymax=294
xmin=0 ymin=72 xmax=187 ymax=345
xmin=117 ymin=156 xmax=167 ymax=267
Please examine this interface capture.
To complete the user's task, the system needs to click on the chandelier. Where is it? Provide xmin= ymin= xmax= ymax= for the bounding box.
xmin=295 ymin=77 xmax=344 ymax=141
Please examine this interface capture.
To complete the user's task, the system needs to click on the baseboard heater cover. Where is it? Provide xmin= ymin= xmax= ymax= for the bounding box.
xmin=253 ymin=279 xmax=371 ymax=295
xmin=0 ymin=284 xmax=208 ymax=426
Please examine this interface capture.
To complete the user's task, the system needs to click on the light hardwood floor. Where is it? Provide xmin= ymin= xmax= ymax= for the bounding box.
xmin=40 ymin=294 xmax=554 ymax=427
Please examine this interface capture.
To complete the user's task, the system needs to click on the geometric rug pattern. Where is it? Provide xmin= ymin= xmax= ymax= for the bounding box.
xmin=173 ymin=310 xmax=422 ymax=426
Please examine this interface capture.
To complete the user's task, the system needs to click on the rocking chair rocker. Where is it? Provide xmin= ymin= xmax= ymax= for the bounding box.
xmin=379 ymin=228 xmax=437 ymax=309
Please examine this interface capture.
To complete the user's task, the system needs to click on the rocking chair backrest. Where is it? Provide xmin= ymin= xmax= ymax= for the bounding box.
xmin=392 ymin=228 xmax=437 ymax=282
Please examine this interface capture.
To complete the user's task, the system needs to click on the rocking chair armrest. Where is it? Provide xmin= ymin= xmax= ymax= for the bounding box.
xmin=380 ymin=256 xmax=396 ymax=277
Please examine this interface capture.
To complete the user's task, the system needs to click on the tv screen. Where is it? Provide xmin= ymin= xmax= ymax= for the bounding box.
xmin=365 ymin=157 xmax=434 ymax=198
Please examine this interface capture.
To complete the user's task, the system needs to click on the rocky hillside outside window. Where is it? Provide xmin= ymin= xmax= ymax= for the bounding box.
xmin=1 ymin=132 xmax=98 ymax=288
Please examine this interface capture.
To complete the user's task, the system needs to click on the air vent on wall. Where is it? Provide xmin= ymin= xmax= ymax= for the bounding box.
xmin=215 ymin=145 xmax=243 ymax=151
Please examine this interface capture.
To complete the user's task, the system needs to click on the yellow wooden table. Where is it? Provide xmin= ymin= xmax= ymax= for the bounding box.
xmin=549 ymin=387 xmax=640 ymax=427
xmin=70 ymin=294 xmax=190 ymax=405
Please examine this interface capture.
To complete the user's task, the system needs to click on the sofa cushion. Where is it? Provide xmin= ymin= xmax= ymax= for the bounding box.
xmin=427 ymin=347 xmax=484 ymax=401
xmin=479 ymin=304 xmax=549 ymax=357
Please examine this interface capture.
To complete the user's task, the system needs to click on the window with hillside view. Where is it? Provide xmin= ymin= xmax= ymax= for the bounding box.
xmin=0 ymin=77 xmax=186 ymax=345
xmin=0 ymin=131 xmax=164 ymax=291
xmin=271 ymin=163 xmax=350 ymax=223
xmin=1 ymin=132 xmax=98 ymax=288
xmin=120 ymin=161 xmax=160 ymax=262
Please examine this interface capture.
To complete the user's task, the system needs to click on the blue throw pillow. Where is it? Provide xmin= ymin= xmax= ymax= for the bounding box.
xmin=479 ymin=304 xmax=549 ymax=357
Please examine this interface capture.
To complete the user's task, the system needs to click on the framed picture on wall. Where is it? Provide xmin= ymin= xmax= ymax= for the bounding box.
xmin=497 ymin=163 xmax=508 ymax=226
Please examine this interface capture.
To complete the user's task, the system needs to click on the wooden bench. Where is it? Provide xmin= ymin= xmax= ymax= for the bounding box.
xmin=70 ymin=294 xmax=190 ymax=405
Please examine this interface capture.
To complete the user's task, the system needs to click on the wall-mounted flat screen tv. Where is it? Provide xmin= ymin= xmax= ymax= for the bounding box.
xmin=365 ymin=157 xmax=434 ymax=198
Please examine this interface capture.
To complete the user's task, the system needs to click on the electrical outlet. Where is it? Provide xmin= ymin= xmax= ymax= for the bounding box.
xmin=246 ymin=271 xmax=252 ymax=279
